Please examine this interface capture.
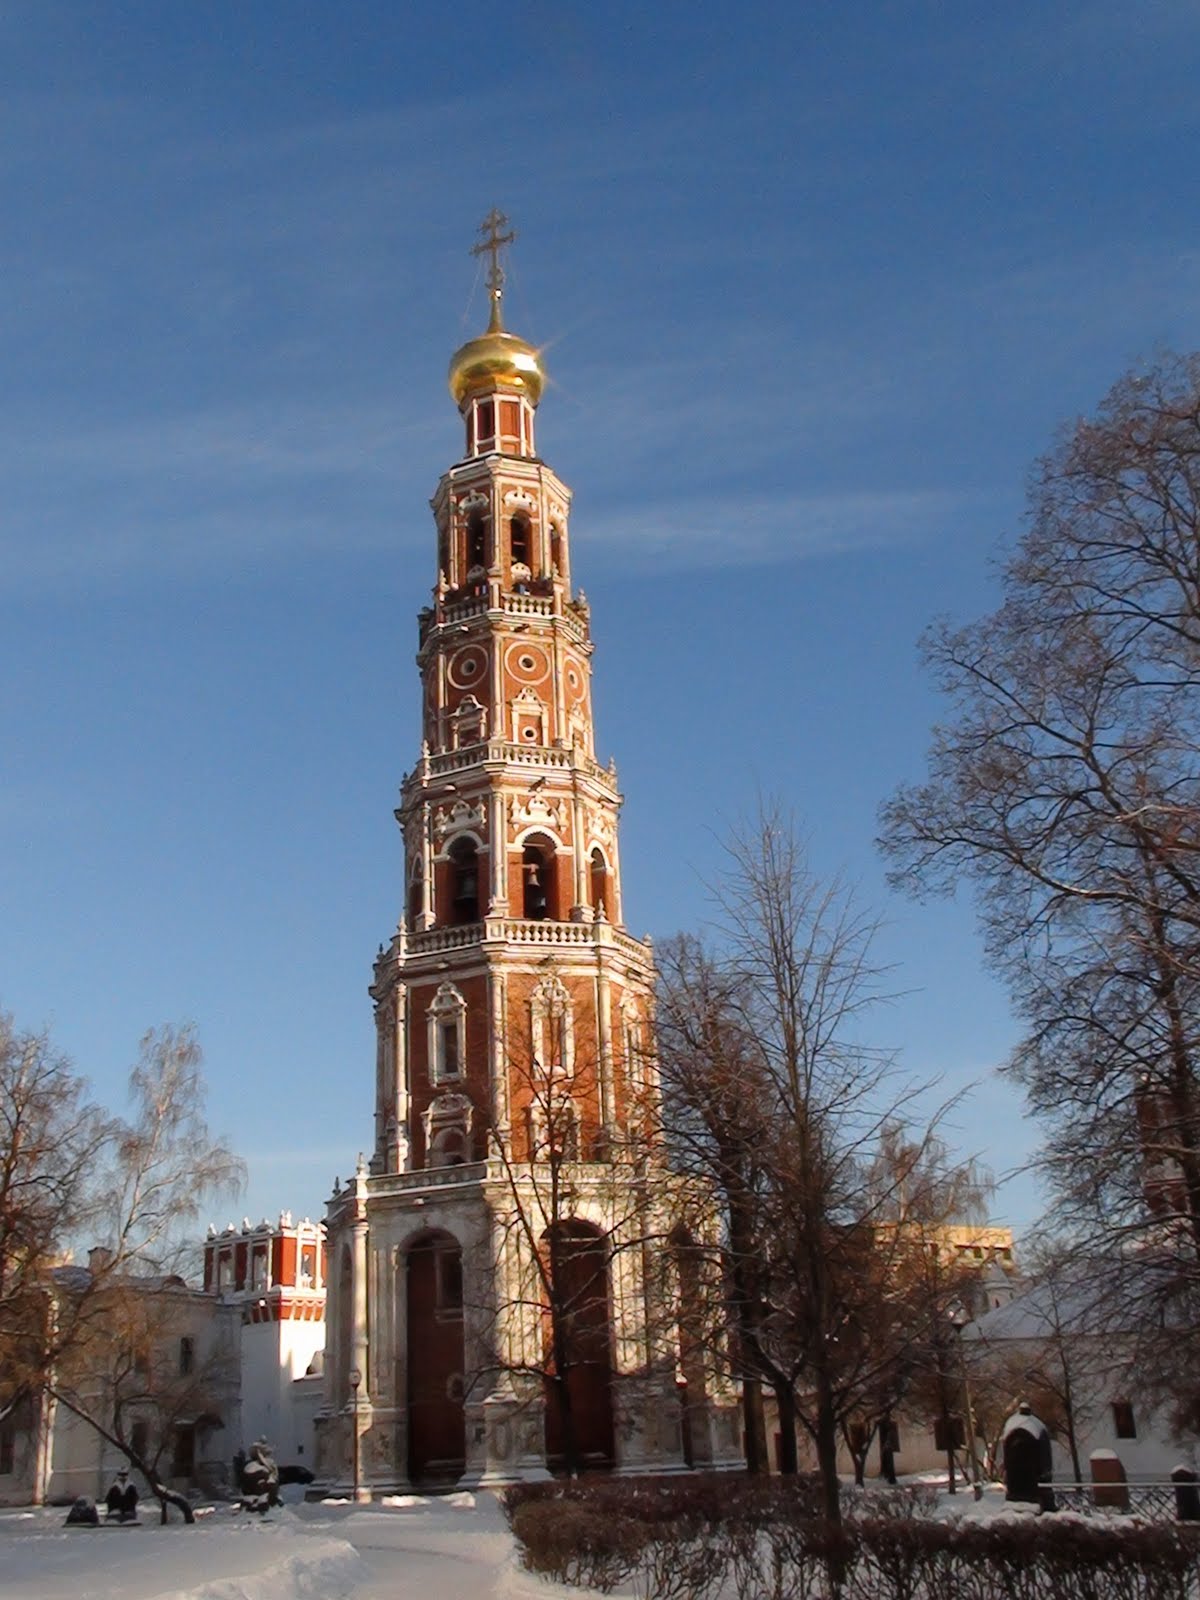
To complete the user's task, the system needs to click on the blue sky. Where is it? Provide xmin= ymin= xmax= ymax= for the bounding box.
xmin=2 ymin=1 xmax=1197 ymax=1240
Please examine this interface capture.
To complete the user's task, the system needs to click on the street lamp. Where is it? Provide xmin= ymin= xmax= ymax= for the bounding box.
xmin=947 ymin=1301 xmax=983 ymax=1501
xmin=348 ymin=1366 xmax=362 ymax=1504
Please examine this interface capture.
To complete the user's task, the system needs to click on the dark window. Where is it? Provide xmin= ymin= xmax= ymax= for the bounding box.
xmin=408 ymin=871 xmax=422 ymax=930
xmin=1112 ymin=1400 xmax=1137 ymax=1439
xmin=467 ymin=512 xmax=487 ymax=570
xmin=179 ymin=1336 xmax=194 ymax=1377
xmin=0 ymin=1413 xmax=14 ymax=1475
xmin=172 ymin=1423 xmax=195 ymax=1479
xmin=130 ymin=1418 xmax=149 ymax=1461
xmin=550 ymin=526 xmax=562 ymax=574
xmin=440 ymin=1021 xmax=460 ymax=1080
xmin=883 ymin=1420 xmax=901 ymax=1453
xmin=437 ymin=1249 xmax=464 ymax=1315
xmin=510 ymin=515 xmax=530 ymax=567
xmin=476 ymin=399 xmax=494 ymax=444
xmin=430 ymin=1126 xmax=467 ymax=1166
xmin=448 ymin=837 xmax=479 ymax=924
xmin=933 ymin=1415 xmax=965 ymax=1451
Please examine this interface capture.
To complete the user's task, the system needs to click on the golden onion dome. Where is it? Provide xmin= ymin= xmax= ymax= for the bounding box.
xmin=448 ymin=297 xmax=545 ymax=409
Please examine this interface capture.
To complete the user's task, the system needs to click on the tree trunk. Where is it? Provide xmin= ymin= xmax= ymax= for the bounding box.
xmin=742 ymin=1378 xmax=769 ymax=1474
xmin=48 ymin=1388 xmax=196 ymax=1523
xmin=813 ymin=1369 xmax=841 ymax=1526
xmin=152 ymin=1484 xmax=195 ymax=1524
xmin=879 ymin=1413 xmax=897 ymax=1486
xmin=773 ymin=1381 xmax=798 ymax=1475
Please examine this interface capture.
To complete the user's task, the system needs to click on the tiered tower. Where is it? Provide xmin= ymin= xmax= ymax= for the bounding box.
xmin=316 ymin=217 xmax=739 ymax=1493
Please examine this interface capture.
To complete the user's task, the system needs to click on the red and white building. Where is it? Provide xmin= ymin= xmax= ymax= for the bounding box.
xmin=315 ymin=220 xmax=741 ymax=1494
xmin=204 ymin=1213 xmax=327 ymax=1467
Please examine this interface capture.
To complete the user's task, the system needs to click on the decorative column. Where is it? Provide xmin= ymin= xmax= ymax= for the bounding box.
xmin=595 ymin=954 xmax=617 ymax=1144
xmin=350 ymin=1155 xmax=372 ymax=1500
xmin=489 ymin=791 xmax=509 ymax=911
xmin=570 ymin=791 xmax=590 ymax=918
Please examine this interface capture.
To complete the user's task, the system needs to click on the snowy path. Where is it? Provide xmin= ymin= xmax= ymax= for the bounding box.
xmin=0 ymin=1493 xmax=561 ymax=1600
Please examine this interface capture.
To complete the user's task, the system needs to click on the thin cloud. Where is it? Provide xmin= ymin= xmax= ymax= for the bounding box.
xmin=582 ymin=487 xmax=983 ymax=570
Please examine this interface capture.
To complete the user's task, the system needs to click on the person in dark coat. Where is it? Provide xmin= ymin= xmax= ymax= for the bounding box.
xmin=104 ymin=1467 xmax=139 ymax=1521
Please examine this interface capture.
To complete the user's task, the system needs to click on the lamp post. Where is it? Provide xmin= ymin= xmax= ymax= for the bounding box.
xmin=948 ymin=1301 xmax=983 ymax=1501
xmin=349 ymin=1366 xmax=362 ymax=1504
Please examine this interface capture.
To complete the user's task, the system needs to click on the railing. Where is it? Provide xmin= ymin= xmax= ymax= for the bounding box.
xmin=417 ymin=740 xmax=616 ymax=785
xmin=441 ymin=596 xmax=489 ymax=623
xmin=499 ymin=919 xmax=595 ymax=946
xmin=403 ymin=918 xmax=652 ymax=964
xmin=406 ymin=924 xmax=484 ymax=954
xmin=427 ymin=591 xmax=588 ymax=641
xmin=502 ymin=593 xmax=554 ymax=616
xmin=1043 ymin=1482 xmax=1194 ymax=1521
xmin=368 ymin=1161 xmax=488 ymax=1198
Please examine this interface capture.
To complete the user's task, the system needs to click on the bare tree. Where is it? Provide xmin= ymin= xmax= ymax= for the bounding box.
xmin=658 ymin=808 xmax=985 ymax=1522
xmin=880 ymin=352 xmax=1200 ymax=1391
xmin=50 ymin=1276 xmax=237 ymax=1522
xmin=655 ymin=933 xmax=776 ymax=1474
xmin=0 ymin=1015 xmax=111 ymax=1421
xmin=0 ymin=1016 xmax=244 ymax=1515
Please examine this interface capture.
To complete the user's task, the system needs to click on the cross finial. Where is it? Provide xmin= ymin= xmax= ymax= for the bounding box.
xmin=471 ymin=208 xmax=516 ymax=330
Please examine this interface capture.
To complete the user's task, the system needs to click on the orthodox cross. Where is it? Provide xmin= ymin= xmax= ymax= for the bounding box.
xmin=471 ymin=209 xmax=516 ymax=322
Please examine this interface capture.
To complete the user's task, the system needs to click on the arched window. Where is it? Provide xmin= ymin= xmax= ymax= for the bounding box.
xmin=589 ymin=848 xmax=610 ymax=920
xmin=427 ymin=984 xmax=467 ymax=1084
xmin=475 ymin=399 xmax=495 ymax=450
xmin=448 ymin=837 xmax=479 ymax=925
xmin=467 ymin=512 xmax=487 ymax=571
xmin=549 ymin=524 xmax=562 ymax=575
xmin=510 ymin=514 xmax=530 ymax=568
xmin=522 ymin=836 xmax=556 ymax=920
xmin=530 ymin=973 xmax=574 ymax=1079
xmin=430 ymin=1126 xmax=469 ymax=1168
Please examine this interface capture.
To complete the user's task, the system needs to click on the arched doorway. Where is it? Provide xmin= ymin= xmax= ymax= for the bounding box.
xmin=542 ymin=1221 xmax=615 ymax=1474
xmin=406 ymin=1230 xmax=466 ymax=1483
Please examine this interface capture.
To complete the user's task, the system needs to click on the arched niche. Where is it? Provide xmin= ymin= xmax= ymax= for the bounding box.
xmin=521 ymin=832 xmax=559 ymax=920
xmin=589 ymin=846 xmax=612 ymax=921
xmin=447 ymin=835 xmax=480 ymax=925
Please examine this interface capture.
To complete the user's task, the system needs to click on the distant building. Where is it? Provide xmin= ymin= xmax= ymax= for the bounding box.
xmin=203 ymin=1212 xmax=327 ymax=1467
xmin=965 ymin=1268 xmax=1193 ymax=1482
xmin=0 ymin=1214 xmax=327 ymax=1507
xmin=0 ymin=1258 xmax=238 ymax=1507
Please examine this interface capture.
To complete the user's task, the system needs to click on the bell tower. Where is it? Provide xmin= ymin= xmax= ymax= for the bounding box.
xmin=369 ymin=209 xmax=649 ymax=1179
xmin=315 ymin=217 xmax=740 ymax=1494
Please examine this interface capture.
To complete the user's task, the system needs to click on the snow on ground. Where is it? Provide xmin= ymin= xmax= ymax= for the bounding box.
xmin=0 ymin=1476 xmax=1151 ymax=1600
xmin=0 ymin=1494 xmax=562 ymax=1600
